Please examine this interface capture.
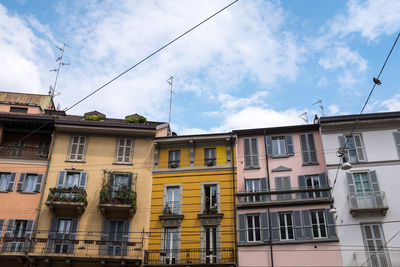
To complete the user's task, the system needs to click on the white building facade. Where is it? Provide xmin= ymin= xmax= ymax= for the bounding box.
xmin=320 ymin=112 xmax=400 ymax=267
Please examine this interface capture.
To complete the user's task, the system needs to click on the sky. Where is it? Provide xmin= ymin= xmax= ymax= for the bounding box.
xmin=0 ymin=0 xmax=399 ymax=134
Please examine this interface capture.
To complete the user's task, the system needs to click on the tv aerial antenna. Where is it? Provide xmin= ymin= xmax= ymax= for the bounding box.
xmin=49 ymin=42 xmax=70 ymax=99
xmin=313 ymin=100 xmax=325 ymax=116
xmin=167 ymin=76 xmax=174 ymax=126
xmin=298 ymin=112 xmax=309 ymax=124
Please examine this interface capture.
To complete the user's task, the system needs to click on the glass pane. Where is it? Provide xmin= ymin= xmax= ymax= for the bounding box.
xmin=272 ymin=139 xmax=278 ymax=155
xmin=364 ymin=225 xmax=373 ymax=239
xmin=73 ymin=136 xmax=79 ymax=143
xmin=279 ymin=139 xmax=286 ymax=155
xmin=119 ymin=139 xmax=125 ymax=146
xmin=254 ymin=216 xmax=260 ymax=228
xmin=373 ymin=225 xmax=381 ymax=239
xmin=255 ymin=229 xmax=261 ymax=241
xmin=247 ymin=216 xmax=253 ymax=228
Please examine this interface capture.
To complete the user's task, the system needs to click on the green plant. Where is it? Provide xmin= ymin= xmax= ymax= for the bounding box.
xmin=124 ymin=115 xmax=147 ymax=123
xmin=84 ymin=114 xmax=104 ymax=121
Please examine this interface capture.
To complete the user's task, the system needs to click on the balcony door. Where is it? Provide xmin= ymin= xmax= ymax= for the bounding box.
xmin=205 ymin=227 xmax=217 ymax=263
xmin=108 ymin=221 xmax=124 ymax=256
xmin=362 ymin=224 xmax=391 ymax=267
xmin=54 ymin=219 xmax=72 ymax=254
xmin=166 ymin=187 xmax=180 ymax=214
xmin=353 ymin=173 xmax=374 ymax=208
xmin=245 ymin=179 xmax=260 ymax=202
xmin=163 ymin=227 xmax=178 ymax=264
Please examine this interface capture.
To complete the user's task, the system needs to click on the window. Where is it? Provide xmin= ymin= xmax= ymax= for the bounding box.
xmin=279 ymin=213 xmax=294 ymax=240
xmin=204 ymin=148 xmax=216 ymax=166
xmin=10 ymin=220 xmax=28 ymax=252
xmin=310 ymin=211 xmax=327 ymax=238
xmin=165 ymin=186 xmax=180 ymax=214
xmin=347 ymin=171 xmax=381 ymax=209
xmin=339 ymin=134 xmax=366 ymax=163
xmin=17 ymin=173 xmax=43 ymax=193
xmin=108 ymin=221 xmax=124 ymax=256
xmin=0 ymin=172 xmax=16 ymax=192
xmin=36 ymin=140 xmax=49 ymax=158
xmin=394 ymin=131 xmax=400 ymax=158
xmin=168 ymin=150 xmax=180 ymax=168
xmin=205 ymin=227 xmax=217 ymax=263
xmin=68 ymin=136 xmax=87 ymax=161
xmin=10 ymin=107 xmax=28 ymax=113
xmin=2 ymin=219 xmax=34 ymax=253
xmin=115 ymin=138 xmax=133 ymax=163
xmin=203 ymin=184 xmax=218 ymax=213
xmin=247 ymin=215 xmax=261 ymax=242
xmin=56 ymin=171 xmax=88 ymax=190
xmin=11 ymin=140 xmax=25 ymax=157
xmin=244 ymin=137 xmax=259 ymax=168
xmin=246 ymin=179 xmax=261 ymax=202
xmin=163 ymin=227 xmax=178 ymax=264
xmin=305 ymin=176 xmax=321 ymax=198
xmin=109 ymin=173 xmax=132 ymax=197
xmin=300 ymin=133 xmax=317 ymax=164
xmin=275 ymin=176 xmax=291 ymax=200
xmin=272 ymin=137 xmax=286 ymax=156
xmin=265 ymin=136 xmax=294 ymax=157
xmin=362 ymin=224 xmax=390 ymax=267
xmin=54 ymin=219 xmax=72 ymax=254
xmin=353 ymin=173 xmax=372 ymax=196
xmin=99 ymin=220 xmax=129 ymax=256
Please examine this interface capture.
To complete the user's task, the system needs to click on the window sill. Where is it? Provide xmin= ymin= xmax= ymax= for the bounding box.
xmin=0 ymin=190 xmax=9 ymax=193
xmin=112 ymin=162 xmax=133 ymax=165
xmin=244 ymin=166 xmax=260 ymax=170
xmin=18 ymin=191 xmax=38 ymax=194
xmin=239 ymin=238 xmax=339 ymax=247
xmin=65 ymin=160 xmax=86 ymax=163
xmin=302 ymin=162 xmax=319 ymax=166
xmin=271 ymin=155 xmax=291 ymax=158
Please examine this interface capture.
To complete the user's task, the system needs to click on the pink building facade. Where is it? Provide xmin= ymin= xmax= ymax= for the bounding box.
xmin=234 ymin=124 xmax=343 ymax=267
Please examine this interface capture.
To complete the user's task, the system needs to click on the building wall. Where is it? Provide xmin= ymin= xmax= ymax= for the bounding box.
xmin=321 ymin=126 xmax=400 ymax=266
xmin=0 ymin=104 xmax=43 ymax=114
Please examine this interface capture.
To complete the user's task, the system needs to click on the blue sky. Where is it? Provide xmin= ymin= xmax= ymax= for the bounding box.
xmin=0 ymin=0 xmax=399 ymax=134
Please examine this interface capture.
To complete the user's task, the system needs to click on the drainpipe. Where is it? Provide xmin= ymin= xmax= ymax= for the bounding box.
xmin=230 ymin=133 xmax=238 ymax=265
xmin=33 ymin=129 xmax=56 ymax=235
xmin=264 ymin=131 xmax=274 ymax=267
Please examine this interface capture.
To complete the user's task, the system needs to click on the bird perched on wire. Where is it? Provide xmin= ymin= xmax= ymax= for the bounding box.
xmin=373 ymin=77 xmax=382 ymax=85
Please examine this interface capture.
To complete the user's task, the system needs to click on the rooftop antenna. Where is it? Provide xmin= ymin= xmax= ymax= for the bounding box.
xmin=167 ymin=76 xmax=174 ymax=126
xmin=313 ymin=100 xmax=325 ymax=116
xmin=298 ymin=112 xmax=309 ymax=124
xmin=49 ymin=42 xmax=70 ymax=100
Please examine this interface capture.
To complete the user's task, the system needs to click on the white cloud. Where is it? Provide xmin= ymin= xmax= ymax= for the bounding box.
xmin=319 ymin=46 xmax=367 ymax=72
xmin=328 ymin=104 xmax=340 ymax=115
xmin=380 ymin=94 xmax=400 ymax=111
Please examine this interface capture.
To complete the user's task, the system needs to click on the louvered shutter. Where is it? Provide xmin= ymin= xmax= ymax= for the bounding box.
xmin=34 ymin=174 xmax=44 ymax=192
xmin=308 ymin=133 xmax=317 ymax=163
xmin=67 ymin=218 xmax=79 ymax=254
xmin=270 ymin=212 xmax=279 ymax=241
xmin=56 ymin=171 xmax=66 ymax=188
xmin=122 ymin=221 xmax=130 ymax=256
xmin=17 ymin=173 xmax=27 ymax=192
xmin=275 ymin=177 xmax=284 ymax=201
xmin=293 ymin=211 xmax=303 ymax=240
xmin=324 ymin=209 xmax=337 ymax=238
xmin=265 ymin=136 xmax=272 ymax=156
xmin=7 ymin=173 xmax=16 ymax=191
xmin=301 ymin=210 xmax=312 ymax=239
xmin=23 ymin=220 xmax=34 ymax=252
xmin=260 ymin=178 xmax=268 ymax=202
xmin=346 ymin=173 xmax=355 ymax=195
xmin=300 ymin=134 xmax=309 ymax=163
xmin=78 ymin=172 xmax=88 ymax=190
xmin=285 ymin=136 xmax=294 ymax=156
xmin=0 ymin=219 xmax=4 ymax=237
xmin=99 ymin=220 xmax=109 ymax=255
xmin=46 ymin=218 xmax=58 ymax=253
xmin=298 ymin=176 xmax=307 ymax=199
xmin=244 ymin=139 xmax=251 ymax=167
xmin=238 ymin=214 xmax=246 ymax=244
xmin=261 ymin=212 xmax=269 ymax=242
xmin=338 ymin=136 xmax=350 ymax=162
xmin=319 ymin=173 xmax=329 ymax=198
xmin=1 ymin=219 xmax=15 ymax=252
xmin=393 ymin=131 xmax=400 ymax=158
xmin=251 ymin=138 xmax=259 ymax=167
xmin=369 ymin=171 xmax=380 ymax=192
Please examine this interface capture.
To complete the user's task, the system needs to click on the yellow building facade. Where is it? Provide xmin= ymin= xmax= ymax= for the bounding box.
xmin=145 ymin=133 xmax=237 ymax=267
xmin=31 ymin=112 xmax=168 ymax=266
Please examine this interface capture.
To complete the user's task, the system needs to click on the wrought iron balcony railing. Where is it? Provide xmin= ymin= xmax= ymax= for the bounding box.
xmin=348 ymin=192 xmax=389 ymax=216
xmin=352 ymin=250 xmax=400 ymax=267
xmin=144 ymin=248 xmax=235 ymax=265
xmin=0 ymin=146 xmax=49 ymax=160
xmin=46 ymin=187 xmax=87 ymax=216
xmin=237 ymin=187 xmax=332 ymax=207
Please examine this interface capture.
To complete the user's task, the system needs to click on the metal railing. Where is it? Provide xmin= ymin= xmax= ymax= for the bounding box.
xmin=352 ymin=250 xmax=400 ymax=267
xmin=162 ymin=201 xmax=181 ymax=215
xmin=348 ymin=192 xmax=388 ymax=211
xmin=144 ymin=248 xmax=235 ymax=265
xmin=0 ymin=146 xmax=49 ymax=159
xmin=237 ymin=187 xmax=331 ymax=205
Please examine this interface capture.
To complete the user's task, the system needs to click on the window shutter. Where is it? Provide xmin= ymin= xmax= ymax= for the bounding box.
xmin=238 ymin=214 xmax=246 ymax=244
xmin=319 ymin=173 xmax=329 ymax=198
xmin=261 ymin=212 xmax=269 ymax=242
xmin=301 ymin=210 xmax=312 ymax=239
xmin=260 ymin=178 xmax=268 ymax=202
xmin=338 ymin=135 xmax=350 ymax=162
xmin=297 ymin=176 xmax=307 ymax=199
xmin=324 ymin=209 xmax=337 ymax=238
xmin=270 ymin=212 xmax=279 ymax=241
xmin=114 ymin=138 xmax=121 ymax=162
xmin=128 ymin=173 xmax=133 ymax=189
xmin=285 ymin=136 xmax=294 ymax=156
xmin=23 ymin=220 xmax=34 ymax=252
xmin=293 ymin=211 xmax=303 ymax=240
xmin=393 ymin=131 xmax=400 ymax=158
xmin=0 ymin=219 xmax=4 ymax=237
xmin=275 ymin=177 xmax=283 ymax=201
xmin=369 ymin=171 xmax=380 ymax=192
xmin=17 ymin=173 xmax=27 ymax=192
xmin=108 ymin=172 xmax=115 ymax=191
xmin=99 ymin=220 xmax=109 ymax=255
xmin=244 ymin=139 xmax=251 ymax=167
xmin=7 ymin=173 xmax=16 ymax=191
xmin=46 ymin=218 xmax=58 ymax=253
xmin=265 ymin=136 xmax=272 ymax=156
xmin=251 ymin=138 xmax=259 ymax=167
xmin=346 ymin=172 xmax=355 ymax=195
xmin=56 ymin=171 xmax=66 ymax=188
xmin=78 ymin=172 xmax=88 ymax=190
xmin=178 ymin=186 xmax=183 ymax=214
xmin=1 ymin=219 xmax=15 ymax=252
xmin=283 ymin=176 xmax=292 ymax=200
xmin=354 ymin=134 xmax=366 ymax=161
xmin=299 ymin=134 xmax=309 ymax=163
xmin=34 ymin=174 xmax=44 ymax=192
xmin=122 ymin=221 xmax=130 ymax=256
xmin=67 ymin=218 xmax=79 ymax=254
xmin=308 ymin=133 xmax=317 ymax=163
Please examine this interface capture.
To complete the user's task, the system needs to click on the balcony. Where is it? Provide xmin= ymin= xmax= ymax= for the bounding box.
xmin=348 ymin=192 xmax=389 ymax=216
xmin=352 ymin=250 xmax=400 ymax=267
xmin=27 ymin=236 xmax=142 ymax=265
xmin=46 ymin=188 xmax=87 ymax=216
xmin=144 ymin=248 xmax=235 ymax=266
xmin=237 ymin=187 xmax=332 ymax=208
xmin=0 ymin=145 xmax=49 ymax=160
xmin=99 ymin=184 xmax=136 ymax=218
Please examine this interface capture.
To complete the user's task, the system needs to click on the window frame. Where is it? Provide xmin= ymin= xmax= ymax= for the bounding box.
xmin=244 ymin=137 xmax=259 ymax=168
xmin=67 ymin=135 xmax=88 ymax=161
xmin=279 ymin=212 xmax=294 ymax=240
xmin=272 ymin=137 xmax=287 ymax=156
xmin=344 ymin=133 xmax=367 ymax=163
xmin=310 ymin=210 xmax=327 ymax=239
xmin=115 ymin=138 xmax=133 ymax=164
xmin=168 ymin=150 xmax=181 ymax=168
xmin=23 ymin=173 xmax=39 ymax=193
xmin=204 ymin=148 xmax=217 ymax=166
xmin=163 ymin=184 xmax=182 ymax=215
xmin=0 ymin=172 xmax=11 ymax=191
xmin=246 ymin=214 xmax=261 ymax=242
xmin=305 ymin=175 xmax=321 ymax=198
xmin=300 ymin=133 xmax=318 ymax=165
xmin=245 ymin=179 xmax=261 ymax=202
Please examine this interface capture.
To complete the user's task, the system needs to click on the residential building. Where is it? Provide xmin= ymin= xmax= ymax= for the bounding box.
xmin=29 ymin=111 xmax=168 ymax=266
xmin=145 ymin=133 xmax=237 ymax=266
xmin=0 ymin=92 xmax=55 ymax=266
xmin=320 ymin=111 xmax=400 ymax=267
xmin=235 ymin=124 xmax=342 ymax=267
